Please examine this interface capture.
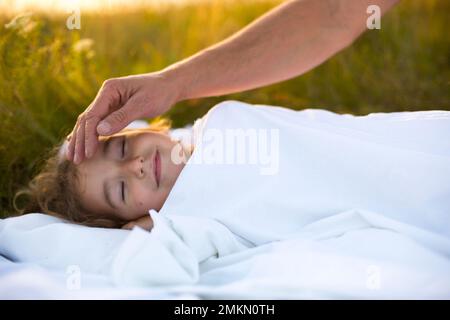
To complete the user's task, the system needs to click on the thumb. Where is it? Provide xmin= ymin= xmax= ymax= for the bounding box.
xmin=96 ymin=99 xmax=138 ymax=135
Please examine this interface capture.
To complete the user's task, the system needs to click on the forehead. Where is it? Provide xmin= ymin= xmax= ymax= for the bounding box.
xmin=74 ymin=137 xmax=115 ymax=214
xmin=75 ymin=161 xmax=108 ymax=214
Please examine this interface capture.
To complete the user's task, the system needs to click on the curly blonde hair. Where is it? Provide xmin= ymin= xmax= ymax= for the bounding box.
xmin=13 ymin=118 xmax=172 ymax=228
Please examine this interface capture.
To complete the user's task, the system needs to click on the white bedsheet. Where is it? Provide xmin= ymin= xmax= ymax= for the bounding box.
xmin=161 ymin=101 xmax=450 ymax=247
xmin=2 ymin=212 xmax=449 ymax=299
xmin=1 ymin=100 xmax=449 ymax=299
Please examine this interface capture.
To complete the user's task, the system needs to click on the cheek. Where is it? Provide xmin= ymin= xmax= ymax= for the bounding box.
xmin=131 ymin=183 xmax=160 ymax=210
xmin=133 ymin=131 xmax=166 ymax=150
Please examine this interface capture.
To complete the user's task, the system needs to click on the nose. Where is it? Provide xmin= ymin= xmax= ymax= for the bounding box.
xmin=122 ymin=155 xmax=145 ymax=178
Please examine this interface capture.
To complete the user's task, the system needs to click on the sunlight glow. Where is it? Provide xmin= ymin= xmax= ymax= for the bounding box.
xmin=1 ymin=0 xmax=202 ymax=13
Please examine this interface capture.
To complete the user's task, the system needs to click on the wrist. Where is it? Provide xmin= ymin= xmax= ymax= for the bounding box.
xmin=160 ymin=61 xmax=195 ymax=102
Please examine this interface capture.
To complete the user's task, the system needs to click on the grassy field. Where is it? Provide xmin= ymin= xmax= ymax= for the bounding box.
xmin=0 ymin=0 xmax=448 ymax=218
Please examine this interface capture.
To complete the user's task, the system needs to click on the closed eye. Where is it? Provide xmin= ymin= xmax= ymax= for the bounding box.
xmin=121 ymin=181 xmax=125 ymax=202
xmin=121 ymin=136 xmax=126 ymax=158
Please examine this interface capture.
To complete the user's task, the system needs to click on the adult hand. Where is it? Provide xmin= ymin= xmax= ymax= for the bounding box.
xmin=66 ymin=71 xmax=183 ymax=164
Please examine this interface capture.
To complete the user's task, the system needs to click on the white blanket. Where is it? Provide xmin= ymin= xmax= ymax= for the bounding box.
xmin=1 ymin=100 xmax=449 ymax=299
xmin=161 ymin=100 xmax=450 ymax=250
xmin=2 ymin=210 xmax=449 ymax=298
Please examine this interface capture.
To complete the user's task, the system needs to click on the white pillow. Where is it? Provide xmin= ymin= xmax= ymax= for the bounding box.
xmin=0 ymin=212 xmax=199 ymax=286
xmin=0 ymin=211 xmax=249 ymax=287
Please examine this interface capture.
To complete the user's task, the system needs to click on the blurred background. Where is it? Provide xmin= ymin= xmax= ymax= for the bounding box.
xmin=0 ymin=0 xmax=448 ymax=218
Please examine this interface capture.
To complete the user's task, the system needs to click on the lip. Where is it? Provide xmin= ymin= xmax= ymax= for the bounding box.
xmin=153 ymin=149 xmax=161 ymax=187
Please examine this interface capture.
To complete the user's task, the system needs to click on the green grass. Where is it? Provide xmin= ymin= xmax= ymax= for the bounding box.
xmin=0 ymin=0 xmax=449 ymax=218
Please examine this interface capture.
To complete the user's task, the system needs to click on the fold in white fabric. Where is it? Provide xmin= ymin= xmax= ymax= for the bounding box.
xmin=159 ymin=100 xmax=450 ymax=255
xmin=195 ymin=223 xmax=450 ymax=299
xmin=1 ymin=100 xmax=449 ymax=298
xmin=111 ymin=210 xmax=249 ymax=286
xmin=0 ymin=214 xmax=127 ymax=275
xmin=0 ymin=211 xmax=248 ymax=287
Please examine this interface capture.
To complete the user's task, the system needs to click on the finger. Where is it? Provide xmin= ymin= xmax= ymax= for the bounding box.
xmin=97 ymin=97 xmax=138 ymax=136
xmin=84 ymin=114 xmax=101 ymax=159
xmin=91 ymin=80 xmax=122 ymax=136
xmin=82 ymin=86 xmax=117 ymax=158
xmin=73 ymin=118 xmax=86 ymax=164
xmin=66 ymin=124 xmax=79 ymax=162
xmin=68 ymin=79 xmax=120 ymax=161
xmin=66 ymin=131 xmax=74 ymax=161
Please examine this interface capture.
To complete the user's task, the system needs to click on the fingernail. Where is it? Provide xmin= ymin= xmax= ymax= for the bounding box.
xmin=74 ymin=153 xmax=79 ymax=164
xmin=85 ymin=147 xmax=91 ymax=158
xmin=97 ymin=122 xmax=111 ymax=135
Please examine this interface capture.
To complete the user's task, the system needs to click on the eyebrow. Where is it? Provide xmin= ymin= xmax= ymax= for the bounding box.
xmin=103 ymin=180 xmax=117 ymax=210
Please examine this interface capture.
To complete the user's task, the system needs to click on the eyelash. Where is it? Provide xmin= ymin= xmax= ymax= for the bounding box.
xmin=121 ymin=181 xmax=125 ymax=202
xmin=121 ymin=137 xmax=126 ymax=158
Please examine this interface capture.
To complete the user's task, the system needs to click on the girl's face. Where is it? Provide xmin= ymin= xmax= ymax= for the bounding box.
xmin=75 ymin=129 xmax=189 ymax=223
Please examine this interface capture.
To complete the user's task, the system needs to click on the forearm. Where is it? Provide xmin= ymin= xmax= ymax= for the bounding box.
xmin=163 ymin=0 xmax=399 ymax=101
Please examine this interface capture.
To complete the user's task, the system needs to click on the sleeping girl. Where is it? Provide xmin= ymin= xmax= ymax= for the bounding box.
xmin=14 ymin=100 xmax=450 ymax=250
xmin=14 ymin=118 xmax=193 ymax=230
